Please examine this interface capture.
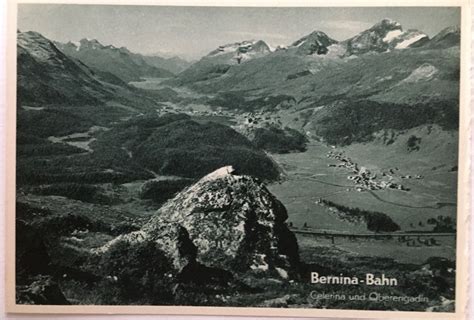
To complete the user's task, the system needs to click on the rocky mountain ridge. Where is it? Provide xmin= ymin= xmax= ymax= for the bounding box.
xmin=17 ymin=31 xmax=109 ymax=105
xmin=17 ymin=30 xmax=161 ymax=109
xmin=343 ymin=18 xmax=429 ymax=55
xmin=56 ymin=38 xmax=175 ymax=82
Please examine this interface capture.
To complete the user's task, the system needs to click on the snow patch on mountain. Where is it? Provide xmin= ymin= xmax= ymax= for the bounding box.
xmin=70 ymin=41 xmax=81 ymax=51
xmin=395 ymin=33 xmax=428 ymax=49
xmin=383 ymin=29 xmax=403 ymax=42
xmin=324 ymin=44 xmax=347 ymax=58
xmin=401 ymin=64 xmax=438 ymax=83
xmin=295 ymin=40 xmax=306 ymax=47
xmin=208 ymin=40 xmax=270 ymax=56
xmin=205 ymin=40 xmax=271 ymax=64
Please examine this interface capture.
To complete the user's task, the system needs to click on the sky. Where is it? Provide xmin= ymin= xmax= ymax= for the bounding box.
xmin=18 ymin=5 xmax=460 ymax=60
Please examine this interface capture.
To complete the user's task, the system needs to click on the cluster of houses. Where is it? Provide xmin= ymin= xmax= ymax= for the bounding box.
xmin=157 ymin=103 xmax=232 ymax=118
xmin=326 ymin=151 xmax=410 ymax=192
xmin=155 ymin=101 xmax=289 ymax=136
xmin=239 ymin=111 xmax=282 ymax=128
xmin=381 ymin=168 xmax=423 ymax=180
xmin=156 ymin=103 xmax=286 ymax=129
xmin=156 ymin=103 xmax=180 ymax=115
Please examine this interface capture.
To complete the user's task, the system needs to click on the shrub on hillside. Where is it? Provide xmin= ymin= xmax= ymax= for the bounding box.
xmin=365 ymin=211 xmax=401 ymax=232
xmin=406 ymin=135 xmax=421 ymax=151
xmin=427 ymin=216 xmax=456 ymax=232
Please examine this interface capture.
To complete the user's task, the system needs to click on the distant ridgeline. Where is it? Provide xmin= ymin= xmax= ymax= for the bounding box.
xmin=168 ymin=19 xmax=460 ymax=145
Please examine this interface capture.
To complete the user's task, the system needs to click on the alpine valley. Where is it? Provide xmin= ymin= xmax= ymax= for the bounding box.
xmin=16 ymin=18 xmax=459 ymax=311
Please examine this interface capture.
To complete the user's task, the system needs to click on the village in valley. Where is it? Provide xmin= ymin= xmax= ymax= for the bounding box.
xmin=326 ymin=151 xmax=419 ymax=193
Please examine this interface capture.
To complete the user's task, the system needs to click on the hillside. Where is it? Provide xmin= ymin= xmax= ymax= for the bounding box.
xmin=94 ymin=114 xmax=281 ymax=181
xmin=56 ymin=39 xmax=174 ymax=82
xmin=17 ymin=31 xmax=110 ymax=106
xmin=169 ymin=40 xmax=272 ymax=86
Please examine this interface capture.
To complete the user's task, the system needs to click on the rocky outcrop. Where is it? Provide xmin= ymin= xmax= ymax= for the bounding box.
xmin=146 ymin=166 xmax=299 ymax=275
xmin=96 ymin=221 xmax=196 ymax=272
xmin=98 ymin=166 xmax=299 ymax=279
xmin=17 ymin=31 xmax=105 ymax=105
xmin=290 ymin=31 xmax=338 ymax=56
xmin=344 ymin=19 xmax=403 ymax=55
xmin=17 ymin=276 xmax=70 ymax=305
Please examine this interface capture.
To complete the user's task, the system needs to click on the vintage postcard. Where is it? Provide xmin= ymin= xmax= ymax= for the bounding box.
xmin=5 ymin=0 xmax=470 ymax=318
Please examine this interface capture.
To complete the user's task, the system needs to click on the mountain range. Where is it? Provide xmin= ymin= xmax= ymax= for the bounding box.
xmin=172 ymin=19 xmax=459 ymax=89
xmin=17 ymin=18 xmax=460 ymax=145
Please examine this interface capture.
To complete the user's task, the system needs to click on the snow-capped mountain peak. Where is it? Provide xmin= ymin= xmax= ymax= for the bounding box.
xmin=205 ymin=40 xmax=271 ymax=65
xmin=344 ymin=19 xmax=428 ymax=55
xmin=207 ymin=40 xmax=270 ymax=57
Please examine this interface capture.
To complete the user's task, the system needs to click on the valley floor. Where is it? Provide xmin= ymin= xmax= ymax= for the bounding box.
xmin=15 ymin=78 xmax=458 ymax=310
xmin=268 ymin=140 xmax=457 ymax=264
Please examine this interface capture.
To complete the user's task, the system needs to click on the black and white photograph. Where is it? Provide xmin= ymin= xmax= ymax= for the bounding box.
xmin=9 ymin=2 xmax=466 ymax=316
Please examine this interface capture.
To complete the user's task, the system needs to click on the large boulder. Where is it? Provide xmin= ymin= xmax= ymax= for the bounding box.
xmin=143 ymin=166 xmax=299 ymax=277
xmin=96 ymin=221 xmax=196 ymax=273
xmin=98 ymin=166 xmax=299 ymax=279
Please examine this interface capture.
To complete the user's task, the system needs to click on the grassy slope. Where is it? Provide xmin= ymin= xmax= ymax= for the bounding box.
xmin=269 ymin=125 xmax=457 ymax=233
